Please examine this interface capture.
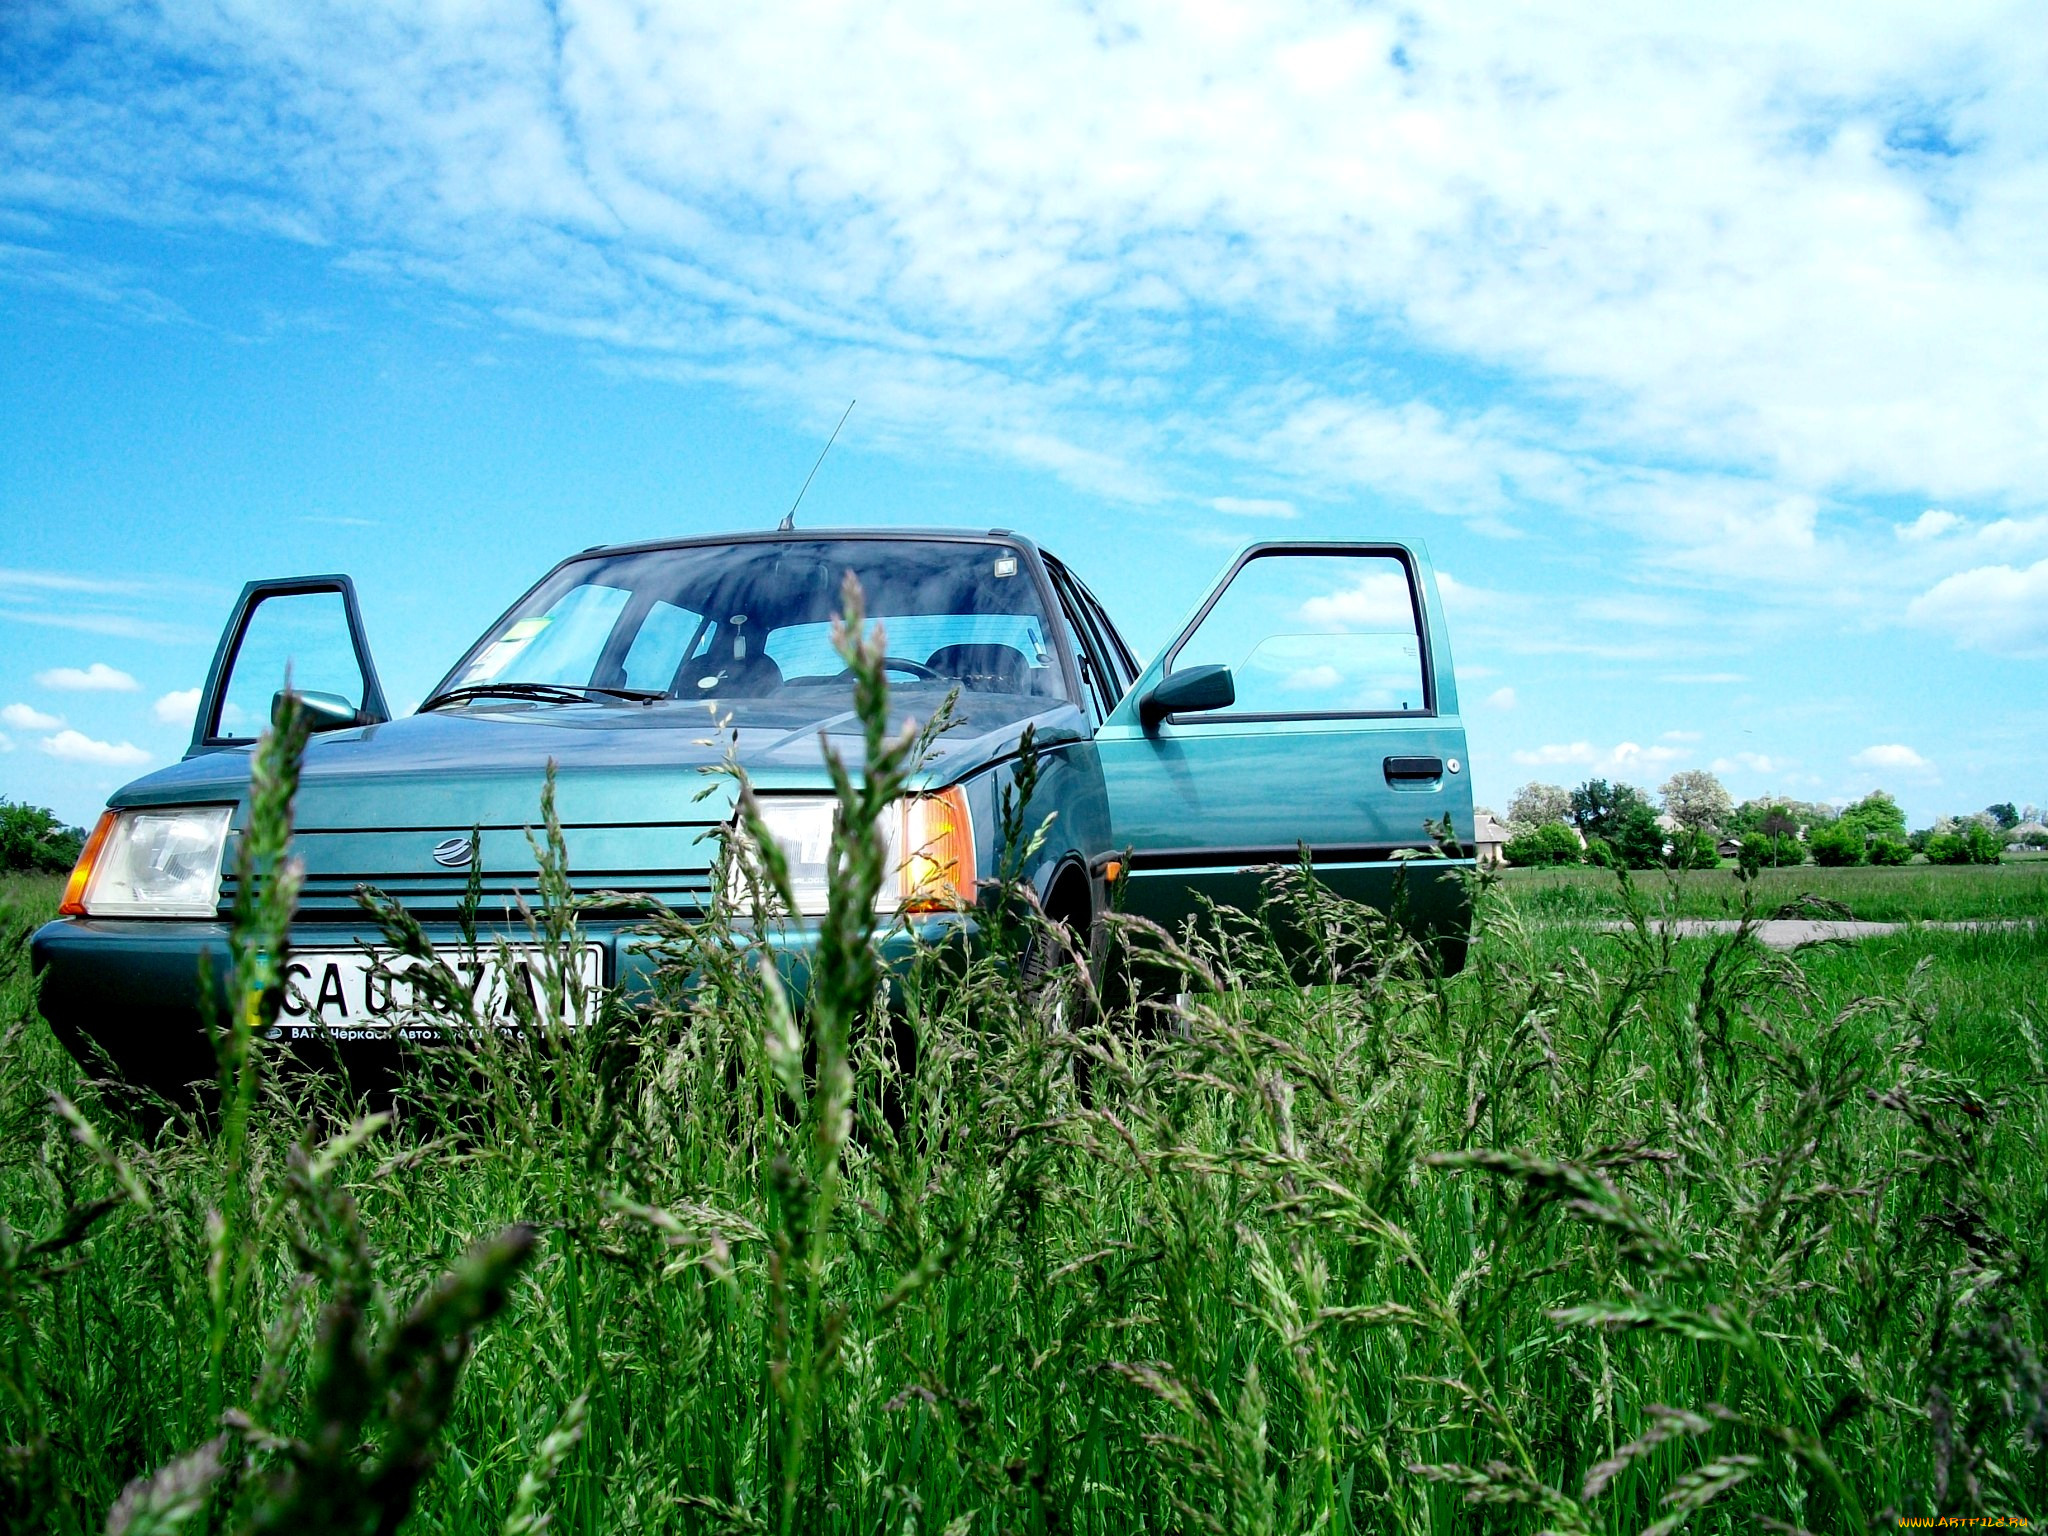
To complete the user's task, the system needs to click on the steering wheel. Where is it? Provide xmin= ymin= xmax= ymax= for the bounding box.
xmin=842 ymin=656 xmax=942 ymax=682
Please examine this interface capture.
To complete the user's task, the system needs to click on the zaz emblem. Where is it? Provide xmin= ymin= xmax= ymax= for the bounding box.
xmin=431 ymin=836 xmax=476 ymax=869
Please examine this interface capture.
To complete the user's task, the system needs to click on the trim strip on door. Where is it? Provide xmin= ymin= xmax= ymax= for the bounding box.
xmin=1125 ymin=842 xmax=1472 ymax=872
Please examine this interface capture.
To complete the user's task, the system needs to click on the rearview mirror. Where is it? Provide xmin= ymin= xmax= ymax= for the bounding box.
xmin=276 ymin=689 xmax=366 ymax=733
xmin=1139 ymin=664 xmax=1235 ymax=727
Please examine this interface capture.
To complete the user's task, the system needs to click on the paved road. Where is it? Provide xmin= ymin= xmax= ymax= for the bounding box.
xmin=1635 ymin=918 xmax=2037 ymax=950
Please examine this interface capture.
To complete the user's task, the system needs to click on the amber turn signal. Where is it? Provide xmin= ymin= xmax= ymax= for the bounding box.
xmin=897 ymin=787 xmax=976 ymax=912
xmin=59 ymin=811 xmax=118 ymax=917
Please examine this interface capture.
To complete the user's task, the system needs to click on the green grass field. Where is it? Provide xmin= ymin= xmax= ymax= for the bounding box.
xmin=1500 ymin=855 xmax=2048 ymax=923
xmin=5 ymin=811 xmax=2048 ymax=1532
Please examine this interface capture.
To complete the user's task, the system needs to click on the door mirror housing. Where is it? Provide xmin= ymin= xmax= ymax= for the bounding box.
xmin=1139 ymin=664 xmax=1235 ymax=727
xmin=277 ymin=689 xmax=367 ymax=733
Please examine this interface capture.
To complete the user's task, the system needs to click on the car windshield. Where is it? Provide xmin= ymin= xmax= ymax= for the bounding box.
xmin=435 ymin=538 xmax=1065 ymax=705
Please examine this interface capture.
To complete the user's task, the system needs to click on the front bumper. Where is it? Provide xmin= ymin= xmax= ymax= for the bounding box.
xmin=30 ymin=911 xmax=976 ymax=1095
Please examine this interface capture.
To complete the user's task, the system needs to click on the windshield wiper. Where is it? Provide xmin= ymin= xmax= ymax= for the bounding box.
xmin=420 ymin=682 xmax=666 ymax=711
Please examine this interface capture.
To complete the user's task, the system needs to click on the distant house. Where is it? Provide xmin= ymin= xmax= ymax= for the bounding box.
xmin=1474 ymin=812 xmax=1509 ymax=868
xmin=1717 ymin=836 xmax=1743 ymax=860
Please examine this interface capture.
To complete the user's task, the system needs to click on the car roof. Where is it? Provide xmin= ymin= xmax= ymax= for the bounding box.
xmin=575 ymin=527 xmax=1047 ymax=561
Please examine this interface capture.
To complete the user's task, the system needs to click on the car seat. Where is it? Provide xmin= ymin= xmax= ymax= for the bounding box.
xmin=925 ymin=643 xmax=1039 ymax=694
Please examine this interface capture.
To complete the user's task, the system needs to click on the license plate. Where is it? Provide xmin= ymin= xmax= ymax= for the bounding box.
xmin=273 ymin=944 xmax=606 ymax=1042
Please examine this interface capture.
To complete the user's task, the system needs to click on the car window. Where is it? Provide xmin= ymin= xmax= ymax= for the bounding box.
xmin=1168 ymin=552 xmax=1427 ymax=716
xmin=1047 ymin=568 xmax=1121 ymax=722
xmin=619 ymin=599 xmax=707 ymax=693
xmin=1071 ymin=574 xmax=1137 ymax=694
xmin=439 ymin=539 xmax=1068 ymax=704
xmin=766 ymin=613 xmax=1055 ymax=690
xmin=458 ymin=582 xmax=631 ymax=688
xmin=218 ymin=589 xmax=369 ymax=736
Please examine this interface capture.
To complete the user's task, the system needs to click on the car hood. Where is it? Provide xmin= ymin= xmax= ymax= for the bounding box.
xmin=111 ymin=687 xmax=1089 ymax=831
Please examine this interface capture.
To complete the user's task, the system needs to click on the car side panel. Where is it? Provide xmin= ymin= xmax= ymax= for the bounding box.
xmin=1097 ymin=712 xmax=1472 ymax=939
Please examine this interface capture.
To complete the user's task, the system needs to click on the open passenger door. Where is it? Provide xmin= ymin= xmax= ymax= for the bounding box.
xmin=1095 ymin=542 xmax=1472 ymax=964
xmin=188 ymin=576 xmax=390 ymax=757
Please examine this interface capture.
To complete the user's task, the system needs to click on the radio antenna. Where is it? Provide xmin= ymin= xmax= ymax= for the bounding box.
xmin=778 ymin=399 xmax=855 ymax=531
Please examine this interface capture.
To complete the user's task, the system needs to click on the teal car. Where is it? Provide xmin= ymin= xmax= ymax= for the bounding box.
xmin=33 ymin=529 xmax=1473 ymax=1088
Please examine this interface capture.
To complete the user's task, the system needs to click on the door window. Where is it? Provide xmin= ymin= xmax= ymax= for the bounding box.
xmin=1047 ymin=565 xmax=1123 ymax=722
xmin=216 ymin=590 xmax=372 ymax=739
xmin=1167 ymin=552 xmax=1428 ymax=717
xmin=1078 ymin=585 xmax=1138 ymax=689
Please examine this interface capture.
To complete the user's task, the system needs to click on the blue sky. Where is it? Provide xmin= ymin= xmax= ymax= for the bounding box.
xmin=2 ymin=0 xmax=2044 ymax=829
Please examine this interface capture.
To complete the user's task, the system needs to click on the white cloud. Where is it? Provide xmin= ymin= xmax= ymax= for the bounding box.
xmin=1853 ymin=743 xmax=1933 ymax=774
xmin=14 ymin=0 xmax=2048 ymax=605
xmin=1906 ymin=558 xmax=2048 ymax=657
xmin=1512 ymin=739 xmax=1684 ymax=777
xmin=1897 ymin=509 xmax=1962 ymax=542
xmin=1514 ymin=742 xmax=1599 ymax=767
xmin=1430 ymin=572 xmax=1500 ymax=621
xmin=1609 ymin=742 xmax=1687 ymax=770
xmin=0 ymin=568 xmax=149 ymax=597
xmin=1281 ymin=664 xmax=1343 ymax=691
xmin=1712 ymin=752 xmax=1778 ymax=774
xmin=1975 ymin=517 xmax=2048 ymax=558
xmin=39 ymin=730 xmax=150 ymax=767
xmin=1299 ymin=570 xmax=1415 ymax=630
xmin=1208 ymin=496 xmax=1296 ymax=519
xmin=1485 ymin=686 xmax=1516 ymax=710
xmin=153 ymin=687 xmax=202 ymax=726
xmin=36 ymin=662 xmax=140 ymax=692
xmin=1578 ymin=595 xmax=1702 ymax=630
xmin=0 ymin=703 xmax=63 ymax=730
xmin=0 ymin=570 xmax=212 ymax=646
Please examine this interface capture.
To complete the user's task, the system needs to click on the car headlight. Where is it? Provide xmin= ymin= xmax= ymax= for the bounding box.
xmin=727 ymin=789 xmax=976 ymax=919
xmin=60 ymin=805 xmax=234 ymax=918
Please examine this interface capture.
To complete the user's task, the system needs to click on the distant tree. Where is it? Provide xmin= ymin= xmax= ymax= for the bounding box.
xmin=0 ymin=799 xmax=85 ymax=875
xmin=1586 ymin=799 xmax=1667 ymax=870
xmin=1659 ymin=770 xmax=1733 ymax=835
xmin=1807 ymin=820 xmax=1867 ymax=867
xmin=1867 ymin=836 xmax=1911 ymax=866
xmin=1986 ymin=802 xmax=2021 ymax=830
xmin=1927 ymin=822 xmax=2004 ymax=865
xmin=1506 ymin=782 xmax=1573 ymax=830
xmin=1727 ymin=797 xmax=1835 ymax=840
xmin=1838 ymin=791 xmax=1908 ymax=843
xmin=1569 ymin=779 xmax=1649 ymax=841
xmin=1668 ymin=827 xmax=1720 ymax=869
xmin=1739 ymin=832 xmax=1805 ymax=872
xmin=1503 ymin=822 xmax=1581 ymax=868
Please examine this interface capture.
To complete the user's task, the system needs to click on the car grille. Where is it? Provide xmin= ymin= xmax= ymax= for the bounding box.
xmin=219 ymin=818 xmax=725 ymax=921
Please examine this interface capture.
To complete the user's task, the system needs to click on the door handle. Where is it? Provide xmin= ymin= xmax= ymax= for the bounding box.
xmin=1383 ymin=755 xmax=1443 ymax=783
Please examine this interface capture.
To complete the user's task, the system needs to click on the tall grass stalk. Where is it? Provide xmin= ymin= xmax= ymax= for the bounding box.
xmin=1 ymin=596 xmax=2046 ymax=1530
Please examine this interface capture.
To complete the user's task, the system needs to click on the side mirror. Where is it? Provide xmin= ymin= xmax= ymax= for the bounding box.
xmin=1139 ymin=664 xmax=1235 ymax=727
xmin=276 ymin=689 xmax=366 ymax=733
